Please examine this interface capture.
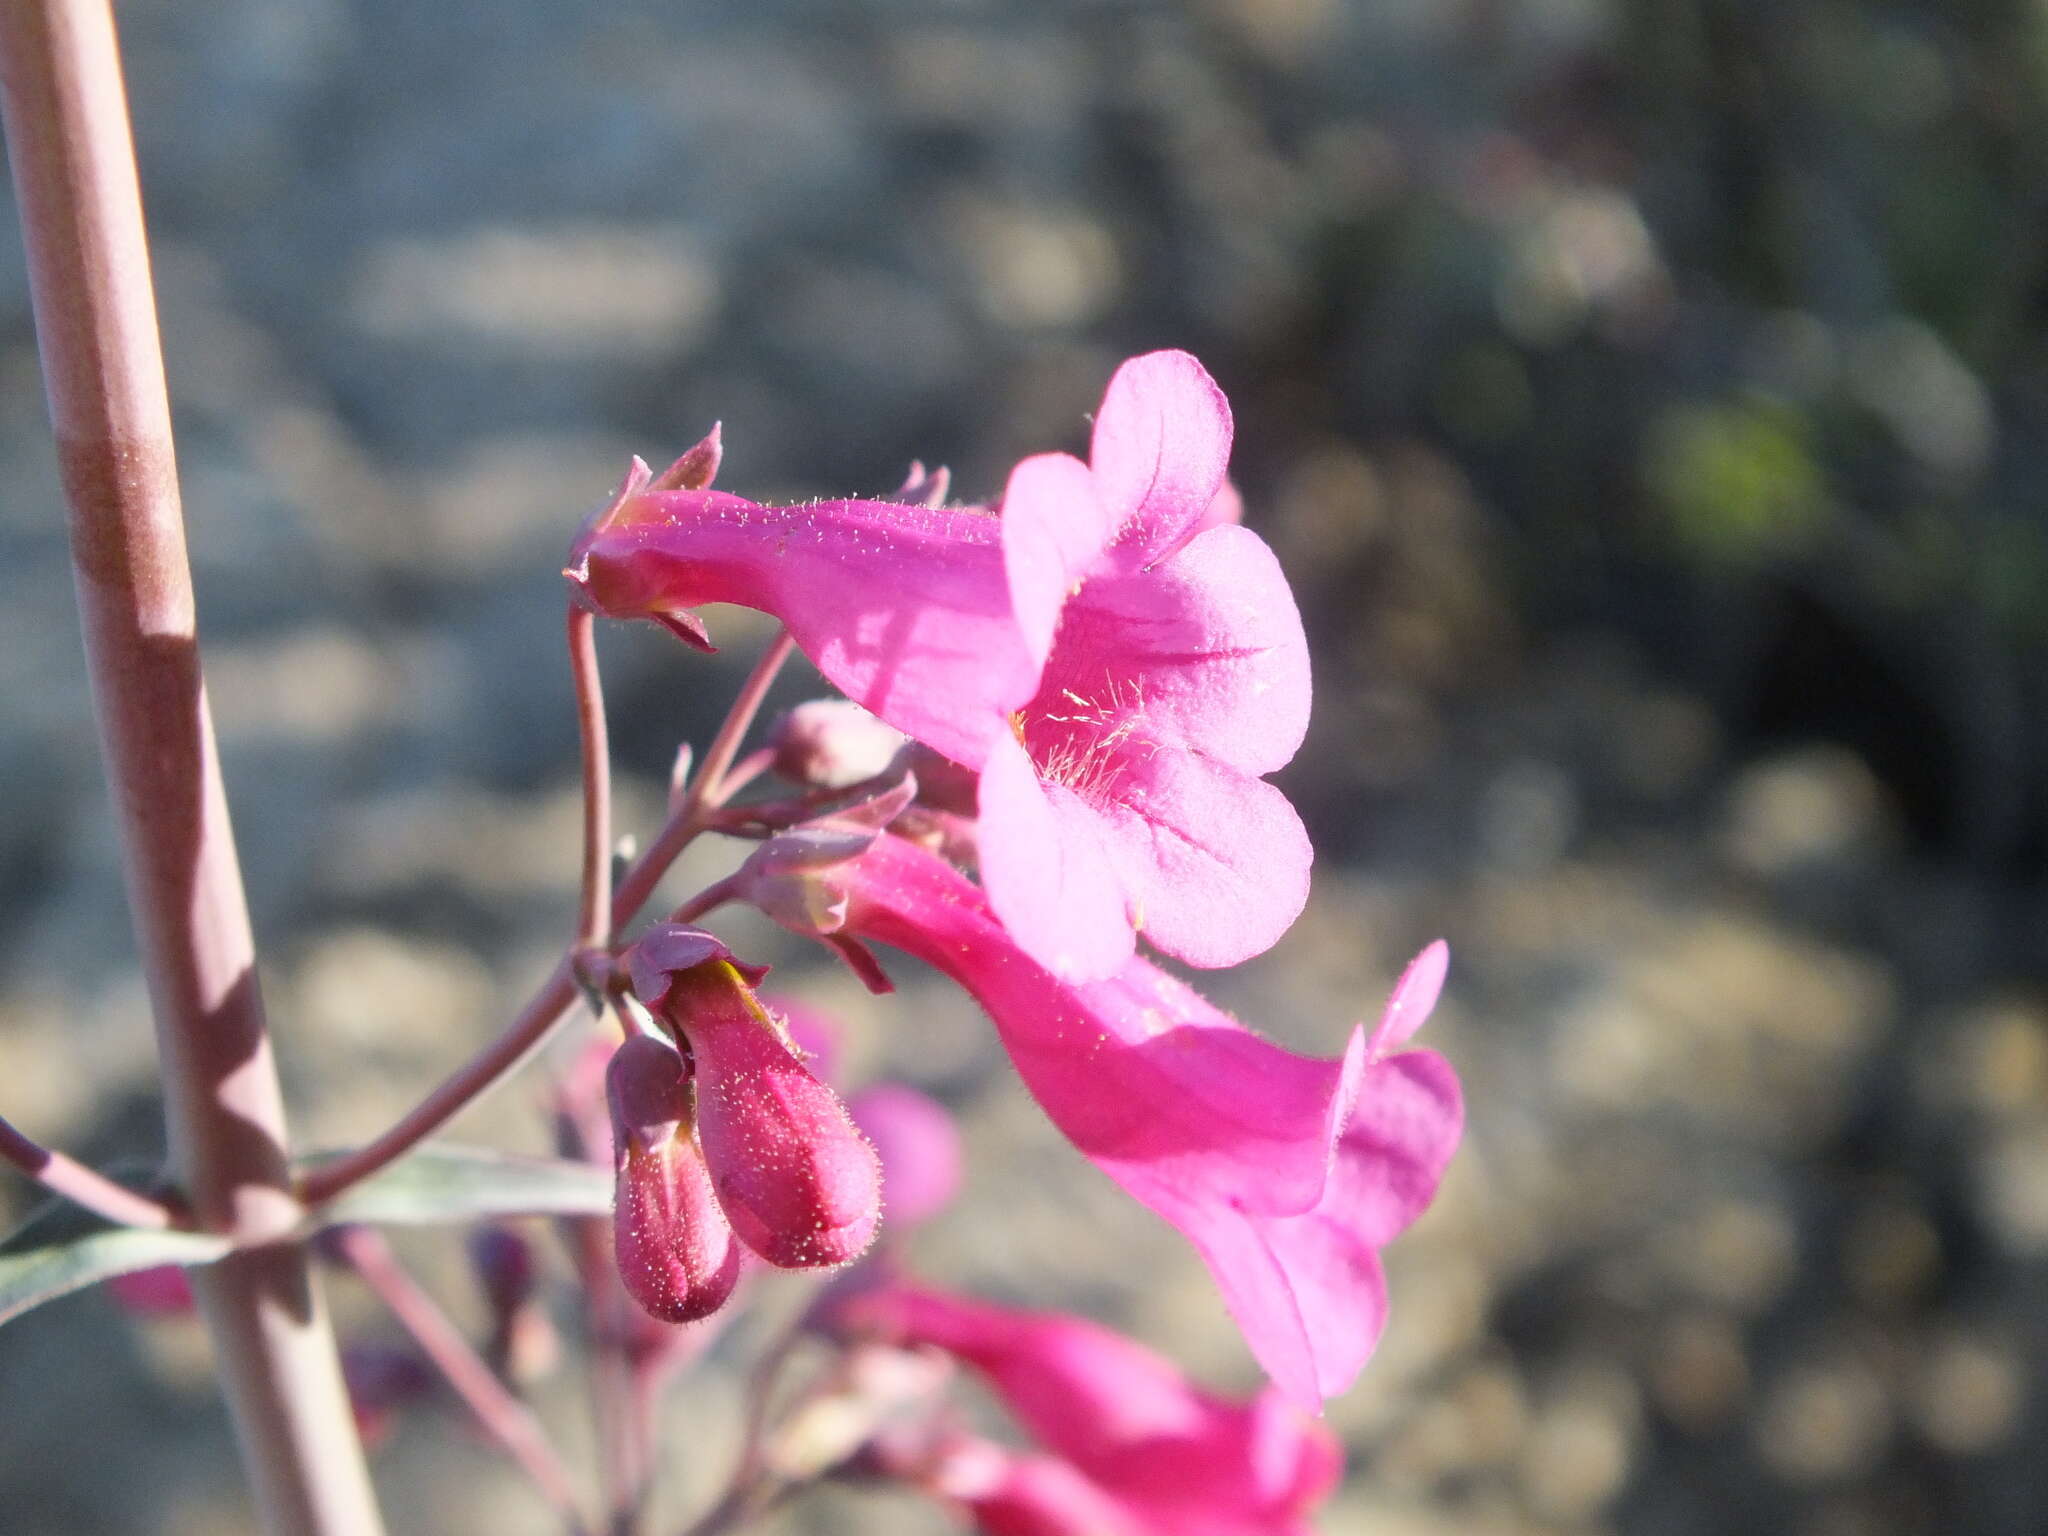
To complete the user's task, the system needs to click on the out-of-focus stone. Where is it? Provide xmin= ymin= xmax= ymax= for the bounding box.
xmin=1517 ymin=1366 xmax=1638 ymax=1522
xmin=1911 ymin=1331 xmax=2023 ymax=1455
xmin=1650 ymin=1312 xmax=1751 ymax=1435
xmin=1755 ymin=1353 xmax=1892 ymax=1483
xmin=1722 ymin=746 xmax=1897 ymax=879
xmin=1652 ymin=1197 xmax=1799 ymax=1313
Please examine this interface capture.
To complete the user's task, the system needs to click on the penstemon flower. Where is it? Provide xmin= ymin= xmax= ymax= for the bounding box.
xmin=567 ymin=351 xmax=1311 ymax=981
xmin=734 ymin=828 xmax=1463 ymax=1407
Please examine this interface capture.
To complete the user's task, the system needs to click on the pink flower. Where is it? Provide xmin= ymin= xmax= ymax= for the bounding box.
xmin=567 ymin=351 xmax=1311 ymax=981
xmin=626 ymin=927 xmax=883 ymax=1270
xmin=751 ymin=832 xmax=1462 ymax=1408
xmin=841 ymin=1282 xmax=1340 ymax=1536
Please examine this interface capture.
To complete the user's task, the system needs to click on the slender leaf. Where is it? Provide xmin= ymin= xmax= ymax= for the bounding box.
xmin=0 ymin=1143 xmax=611 ymax=1330
xmin=307 ymin=1144 xmax=611 ymax=1229
xmin=0 ymin=1222 xmax=229 ymax=1326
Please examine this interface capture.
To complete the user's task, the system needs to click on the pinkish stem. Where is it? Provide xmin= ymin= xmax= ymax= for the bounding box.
xmin=301 ymin=628 xmax=800 ymax=1208
xmin=333 ymin=1226 xmax=594 ymax=1535
xmin=570 ymin=605 xmax=613 ymax=949
xmin=616 ymin=631 xmax=795 ymax=917
xmin=0 ymin=1109 xmax=178 ymax=1229
xmin=0 ymin=2 xmax=383 ymax=1531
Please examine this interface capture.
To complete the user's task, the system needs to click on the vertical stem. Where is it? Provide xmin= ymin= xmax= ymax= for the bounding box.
xmin=569 ymin=606 xmax=612 ymax=950
xmin=0 ymin=4 xmax=382 ymax=1532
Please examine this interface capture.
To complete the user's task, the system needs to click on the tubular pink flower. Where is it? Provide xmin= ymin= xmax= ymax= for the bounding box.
xmin=627 ymin=928 xmax=883 ymax=1270
xmin=844 ymin=1282 xmax=1340 ymax=1536
xmin=814 ymin=834 xmax=1461 ymax=1407
xmin=567 ymin=351 xmax=1311 ymax=980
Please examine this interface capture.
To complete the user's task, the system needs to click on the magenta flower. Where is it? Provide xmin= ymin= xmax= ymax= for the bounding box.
xmin=749 ymin=831 xmax=1461 ymax=1407
xmin=840 ymin=1281 xmax=1340 ymax=1536
xmin=567 ymin=351 xmax=1311 ymax=980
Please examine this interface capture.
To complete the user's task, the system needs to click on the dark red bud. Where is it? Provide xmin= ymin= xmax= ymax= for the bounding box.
xmin=664 ymin=964 xmax=883 ymax=1269
xmin=606 ymin=1034 xmax=742 ymax=1324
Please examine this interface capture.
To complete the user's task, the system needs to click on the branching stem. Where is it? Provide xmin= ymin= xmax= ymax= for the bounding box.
xmin=300 ymin=627 xmax=799 ymax=1208
xmin=333 ymin=1225 xmax=593 ymax=1535
xmin=0 ymin=1110 xmax=178 ymax=1229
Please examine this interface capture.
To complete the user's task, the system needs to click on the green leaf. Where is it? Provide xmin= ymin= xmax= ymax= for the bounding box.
xmin=0 ymin=1219 xmax=229 ymax=1327
xmin=0 ymin=1143 xmax=611 ymax=1330
xmin=307 ymin=1144 xmax=611 ymax=1229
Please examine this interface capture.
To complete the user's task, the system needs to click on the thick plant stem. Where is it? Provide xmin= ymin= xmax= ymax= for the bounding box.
xmin=0 ymin=3 xmax=383 ymax=1532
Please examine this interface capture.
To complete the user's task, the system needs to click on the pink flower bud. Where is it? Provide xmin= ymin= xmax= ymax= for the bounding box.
xmin=770 ymin=699 xmax=907 ymax=789
xmin=606 ymin=1033 xmax=741 ymax=1324
xmin=630 ymin=928 xmax=883 ymax=1269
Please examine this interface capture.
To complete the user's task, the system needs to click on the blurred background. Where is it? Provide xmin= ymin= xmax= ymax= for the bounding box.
xmin=3 ymin=0 xmax=2048 ymax=1531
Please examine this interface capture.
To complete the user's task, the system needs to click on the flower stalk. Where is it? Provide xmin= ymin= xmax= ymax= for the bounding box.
xmin=0 ymin=1 xmax=382 ymax=1530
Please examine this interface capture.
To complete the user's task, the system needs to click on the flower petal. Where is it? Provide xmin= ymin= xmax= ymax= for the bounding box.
xmin=1041 ymin=523 xmax=1310 ymax=777
xmin=827 ymin=841 xmax=1464 ymax=1406
xmin=1370 ymin=940 xmax=1449 ymax=1057
xmin=571 ymin=490 xmax=1033 ymax=767
xmin=1089 ymin=351 xmax=1234 ymax=571
xmin=1001 ymin=450 xmax=1118 ymax=667
xmin=977 ymin=730 xmax=1135 ymax=982
xmin=1089 ymin=749 xmax=1313 ymax=971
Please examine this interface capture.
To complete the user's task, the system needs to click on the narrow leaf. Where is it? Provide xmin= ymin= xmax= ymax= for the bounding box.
xmin=0 ymin=1222 xmax=229 ymax=1327
xmin=307 ymin=1144 xmax=612 ymax=1229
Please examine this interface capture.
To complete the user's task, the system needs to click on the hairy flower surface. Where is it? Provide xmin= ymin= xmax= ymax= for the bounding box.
xmin=567 ymin=351 xmax=1311 ymax=980
xmin=785 ymin=833 xmax=1462 ymax=1407
xmin=842 ymin=1282 xmax=1340 ymax=1536
xmin=605 ymin=1033 xmax=741 ymax=1324
xmin=627 ymin=927 xmax=882 ymax=1270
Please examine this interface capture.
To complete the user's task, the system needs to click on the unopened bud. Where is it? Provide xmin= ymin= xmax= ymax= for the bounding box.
xmin=606 ymin=1034 xmax=741 ymax=1324
xmin=769 ymin=700 xmax=908 ymax=789
xmin=631 ymin=930 xmax=882 ymax=1269
xmin=899 ymin=743 xmax=979 ymax=817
